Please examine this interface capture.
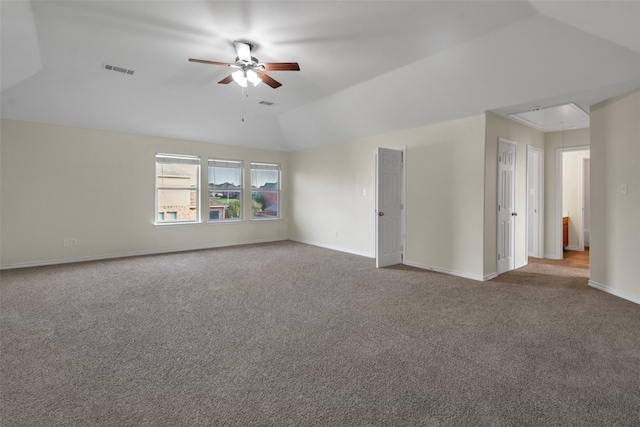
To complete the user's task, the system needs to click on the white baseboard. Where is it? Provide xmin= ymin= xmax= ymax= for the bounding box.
xmin=565 ymin=245 xmax=582 ymax=251
xmin=516 ymin=260 xmax=528 ymax=269
xmin=588 ymin=280 xmax=640 ymax=305
xmin=544 ymin=253 xmax=563 ymax=260
xmin=403 ymin=260 xmax=489 ymax=282
xmin=288 ymin=238 xmax=374 ymax=259
xmin=0 ymin=238 xmax=289 ymax=270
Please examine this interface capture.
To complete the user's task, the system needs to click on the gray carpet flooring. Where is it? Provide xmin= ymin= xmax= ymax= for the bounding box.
xmin=1 ymin=241 xmax=639 ymax=426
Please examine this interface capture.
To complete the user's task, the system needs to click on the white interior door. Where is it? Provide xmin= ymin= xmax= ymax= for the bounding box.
xmin=375 ymin=147 xmax=403 ymax=268
xmin=497 ymin=139 xmax=516 ymax=274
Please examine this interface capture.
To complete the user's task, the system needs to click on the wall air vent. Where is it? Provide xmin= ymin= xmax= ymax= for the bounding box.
xmin=103 ymin=64 xmax=135 ymax=75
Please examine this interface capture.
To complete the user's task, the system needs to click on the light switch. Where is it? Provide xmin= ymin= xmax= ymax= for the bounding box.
xmin=363 ymin=189 xmax=367 ymax=196
xmin=620 ymin=184 xmax=628 ymax=195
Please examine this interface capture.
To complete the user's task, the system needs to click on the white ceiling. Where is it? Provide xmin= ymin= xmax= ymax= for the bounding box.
xmin=2 ymin=1 xmax=639 ymax=152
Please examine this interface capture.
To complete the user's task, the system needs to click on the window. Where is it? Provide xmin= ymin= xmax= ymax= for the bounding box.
xmin=156 ymin=153 xmax=200 ymax=224
xmin=251 ymin=162 xmax=280 ymax=218
xmin=208 ymin=159 xmax=243 ymax=221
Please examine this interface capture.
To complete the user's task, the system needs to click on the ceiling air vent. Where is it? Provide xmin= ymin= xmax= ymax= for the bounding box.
xmin=103 ymin=64 xmax=135 ymax=75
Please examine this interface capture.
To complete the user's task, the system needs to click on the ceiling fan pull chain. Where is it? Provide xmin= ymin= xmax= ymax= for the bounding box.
xmin=241 ymin=86 xmax=246 ymax=122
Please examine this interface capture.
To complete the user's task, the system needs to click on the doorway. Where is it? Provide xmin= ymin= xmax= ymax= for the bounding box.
xmin=555 ymin=146 xmax=590 ymax=260
xmin=375 ymin=147 xmax=405 ymax=268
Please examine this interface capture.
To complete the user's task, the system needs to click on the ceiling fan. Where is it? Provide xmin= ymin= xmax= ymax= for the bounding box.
xmin=189 ymin=41 xmax=300 ymax=89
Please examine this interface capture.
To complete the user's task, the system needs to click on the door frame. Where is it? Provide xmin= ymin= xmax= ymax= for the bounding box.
xmin=374 ymin=146 xmax=406 ymax=268
xmin=497 ymin=138 xmax=517 ymax=275
xmin=527 ymin=145 xmax=544 ymax=259
xmin=555 ymin=145 xmax=590 ymax=258
xmin=580 ymin=155 xmax=590 ymax=250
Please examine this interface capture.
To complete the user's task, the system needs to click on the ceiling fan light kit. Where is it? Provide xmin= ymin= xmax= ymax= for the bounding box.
xmin=232 ymin=69 xmax=261 ymax=87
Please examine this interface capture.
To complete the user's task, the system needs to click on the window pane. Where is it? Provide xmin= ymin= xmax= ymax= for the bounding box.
xmin=252 ymin=191 xmax=278 ymax=218
xmin=156 ymin=163 xmax=198 ymax=188
xmin=157 ymin=189 xmax=198 ymax=222
xmin=251 ymin=169 xmax=279 ymax=189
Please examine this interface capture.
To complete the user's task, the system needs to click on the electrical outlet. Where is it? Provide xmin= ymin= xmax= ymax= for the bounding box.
xmin=335 ymin=231 xmax=338 ymax=237
xmin=70 ymin=238 xmax=77 ymax=246
xmin=63 ymin=239 xmax=70 ymax=247
xmin=620 ymin=184 xmax=628 ymax=195
xmin=363 ymin=188 xmax=367 ymax=196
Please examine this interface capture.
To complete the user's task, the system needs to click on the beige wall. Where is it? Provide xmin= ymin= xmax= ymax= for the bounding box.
xmin=0 ymin=119 xmax=290 ymax=267
xmin=484 ymin=112 xmax=545 ymax=276
xmin=543 ymin=128 xmax=590 ymax=258
xmin=589 ymin=88 xmax=640 ymax=303
xmin=290 ymin=115 xmax=488 ymax=279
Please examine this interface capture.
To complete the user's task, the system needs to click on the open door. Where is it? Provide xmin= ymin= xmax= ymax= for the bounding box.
xmin=375 ymin=147 xmax=404 ymax=268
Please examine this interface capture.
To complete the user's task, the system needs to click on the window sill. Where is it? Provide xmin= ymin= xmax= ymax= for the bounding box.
xmin=207 ymin=219 xmax=247 ymax=226
xmin=250 ymin=217 xmax=282 ymax=222
xmin=154 ymin=221 xmax=202 ymax=228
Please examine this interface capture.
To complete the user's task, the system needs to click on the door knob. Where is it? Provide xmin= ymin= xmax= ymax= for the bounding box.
xmin=512 ymin=212 xmax=518 ymax=216
xmin=378 ymin=211 xmax=385 ymax=217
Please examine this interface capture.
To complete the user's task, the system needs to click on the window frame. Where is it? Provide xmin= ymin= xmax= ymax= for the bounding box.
xmin=155 ymin=153 xmax=201 ymax=225
xmin=207 ymin=158 xmax=245 ymax=223
xmin=250 ymin=162 xmax=281 ymax=220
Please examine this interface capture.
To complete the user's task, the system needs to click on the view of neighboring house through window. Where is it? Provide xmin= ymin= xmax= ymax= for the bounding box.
xmin=208 ymin=159 xmax=243 ymax=221
xmin=251 ymin=162 xmax=280 ymax=218
xmin=155 ymin=153 xmax=200 ymax=224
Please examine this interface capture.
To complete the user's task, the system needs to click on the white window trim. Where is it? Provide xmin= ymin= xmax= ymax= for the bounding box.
xmin=208 ymin=158 xmax=244 ymax=223
xmin=250 ymin=161 xmax=281 ymax=220
xmin=155 ymin=153 xmax=201 ymax=225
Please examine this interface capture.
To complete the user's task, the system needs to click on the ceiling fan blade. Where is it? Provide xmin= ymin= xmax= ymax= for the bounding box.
xmin=218 ymin=75 xmax=234 ymax=84
xmin=234 ymin=41 xmax=252 ymax=63
xmin=257 ymin=71 xmax=282 ymax=89
xmin=189 ymin=58 xmax=236 ymax=67
xmin=261 ymin=62 xmax=300 ymax=71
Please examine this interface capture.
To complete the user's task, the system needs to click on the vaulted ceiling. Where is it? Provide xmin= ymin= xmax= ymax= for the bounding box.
xmin=2 ymin=1 xmax=639 ymax=152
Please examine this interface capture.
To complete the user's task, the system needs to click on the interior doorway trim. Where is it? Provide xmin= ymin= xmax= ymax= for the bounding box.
xmin=555 ymin=145 xmax=589 ymax=259
xmin=527 ymin=145 xmax=544 ymax=259
xmin=581 ymin=156 xmax=590 ymax=250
